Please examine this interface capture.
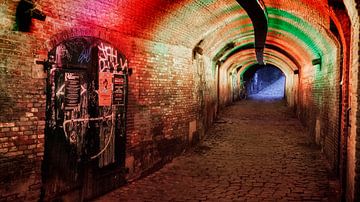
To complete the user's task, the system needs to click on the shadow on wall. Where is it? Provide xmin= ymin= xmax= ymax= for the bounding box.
xmin=0 ymin=85 xmax=27 ymax=122
xmin=0 ymin=90 xmax=13 ymax=121
xmin=0 ymin=155 xmax=36 ymax=197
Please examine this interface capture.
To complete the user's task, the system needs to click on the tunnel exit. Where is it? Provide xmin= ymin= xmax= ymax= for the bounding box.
xmin=243 ymin=65 xmax=285 ymax=101
xmin=0 ymin=0 xmax=358 ymax=201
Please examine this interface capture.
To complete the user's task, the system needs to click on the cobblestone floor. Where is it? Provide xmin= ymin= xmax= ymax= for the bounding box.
xmin=95 ymin=100 xmax=338 ymax=201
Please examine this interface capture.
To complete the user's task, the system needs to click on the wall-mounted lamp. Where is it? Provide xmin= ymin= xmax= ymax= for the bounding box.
xmin=213 ymin=42 xmax=235 ymax=62
xmin=236 ymin=66 xmax=242 ymax=72
xmin=31 ymin=8 xmax=46 ymax=21
xmin=192 ymin=40 xmax=204 ymax=59
xmin=36 ymin=54 xmax=55 ymax=72
xmin=215 ymin=60 xmax=224 ymax=68
xmin=16 ymin=0 xmax=46 ymax=32
xmin=192 ymin=46 xmax=203 ymax=59
xmin=312 ymin=58 xmax=321 ymax=66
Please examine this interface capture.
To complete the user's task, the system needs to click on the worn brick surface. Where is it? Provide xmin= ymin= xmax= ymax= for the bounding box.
xmin=0 ymin=0 xmax=359 ymax=200
xmin=95 ymin=100 xmax=339 ymax=201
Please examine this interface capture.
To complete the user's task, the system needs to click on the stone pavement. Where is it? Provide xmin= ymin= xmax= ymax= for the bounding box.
xmin=95 ymin=100 xmax=339 ymax=201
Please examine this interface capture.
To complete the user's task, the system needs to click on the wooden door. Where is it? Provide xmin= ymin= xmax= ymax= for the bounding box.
xmin=42 ymin=37 xmax=128 ymax=201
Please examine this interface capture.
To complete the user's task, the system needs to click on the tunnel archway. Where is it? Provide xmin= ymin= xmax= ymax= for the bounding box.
xmin=1 ymin=0 xmax=359 ymax=201
xmin=241 ymin=64 xmax=285 ymax=101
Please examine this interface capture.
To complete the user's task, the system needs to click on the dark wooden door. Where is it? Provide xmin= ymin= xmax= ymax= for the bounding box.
xmin=42 ymin=68 xmax=89 ymax=201
xmin=42 ymin=37 xmax=128 ymax=201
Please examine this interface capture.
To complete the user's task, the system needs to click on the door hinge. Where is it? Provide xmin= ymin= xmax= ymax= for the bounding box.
xmin=36 ymin=55 xmax=55 ymax=72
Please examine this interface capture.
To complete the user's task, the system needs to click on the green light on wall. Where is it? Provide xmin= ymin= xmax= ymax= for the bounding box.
xmin=151 ymin=43 xmax=169 ymax=55
xmin=312 ymin=58 xmax=321 ymax=66
xmin=267 ymin=8 xmax=338 ymax=105
xmin=267 ymin=8 xmax=333 ymax=57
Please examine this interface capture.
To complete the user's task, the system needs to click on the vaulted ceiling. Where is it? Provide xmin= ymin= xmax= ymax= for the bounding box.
xmin=69 ymin=0 xmax=345 ymax=79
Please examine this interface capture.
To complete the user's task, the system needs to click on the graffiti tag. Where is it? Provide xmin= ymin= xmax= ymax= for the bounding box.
xmin=55 ymin=44 xmax=71 ymax=66
xmin=56 ymin=84 xmax=65 ymax=97
xmin=98 ymin=43 xmax=128 ymax=73
xmin=78 ymin=47 xmax=92 ymax=63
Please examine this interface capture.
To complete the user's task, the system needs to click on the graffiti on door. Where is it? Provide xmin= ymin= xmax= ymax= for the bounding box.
xmin=43 ymin=37 xmax=128 ymax=200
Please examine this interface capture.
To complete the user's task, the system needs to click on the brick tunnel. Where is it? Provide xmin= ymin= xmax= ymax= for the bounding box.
xmin=0 ymin=0 xmax=359 ymax=201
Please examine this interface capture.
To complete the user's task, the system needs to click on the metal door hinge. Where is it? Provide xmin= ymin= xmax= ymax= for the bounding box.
xmin=36 ymin=55 xmax=55 ymax=72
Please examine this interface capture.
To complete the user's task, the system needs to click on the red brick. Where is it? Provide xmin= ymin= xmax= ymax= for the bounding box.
xmin=0 ymin=0 xmax=358 ymax=201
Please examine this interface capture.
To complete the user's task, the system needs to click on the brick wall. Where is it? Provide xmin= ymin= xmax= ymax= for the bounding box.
xmin=297 ymin=41 xmax=341 ymax=173
xmin=218 ymin=65 xmax=231 ymax=107
xmin=125 ymin=39 xmax=205 ymax=180
xmin=353 ymin=1 xmax=360 ymax=201
xmin=0 ymin=31 xmax=45 ymax=202
xmin=0 ymin=0 xmax=220 ymax=200
xmin=355 ymin=1 xmax=360 ymax=199
xmin=344 ymin=0 xmax=360 ymax=201
xmin=0 ymin=0 xmax=359 ymax=201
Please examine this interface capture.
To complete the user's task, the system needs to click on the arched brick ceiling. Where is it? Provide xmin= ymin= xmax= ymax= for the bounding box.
xmin=216 ymin=43 xmax=300 ymax=77
xmin=152 ymin=0 xmax=250 ymax=46
xmin=144 ymin=0 xmax=339 ymax=76
xmin=210 ymin=10 xmax=335 ymax=59
xmin=221 ymin=50 xmax=296 ymax=78
xmin=56 ymin=0 xmax=343 ymax=75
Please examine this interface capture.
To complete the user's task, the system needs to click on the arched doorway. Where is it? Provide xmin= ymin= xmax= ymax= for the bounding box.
xmin=42 ymin=37 xmax=129 ymax=201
